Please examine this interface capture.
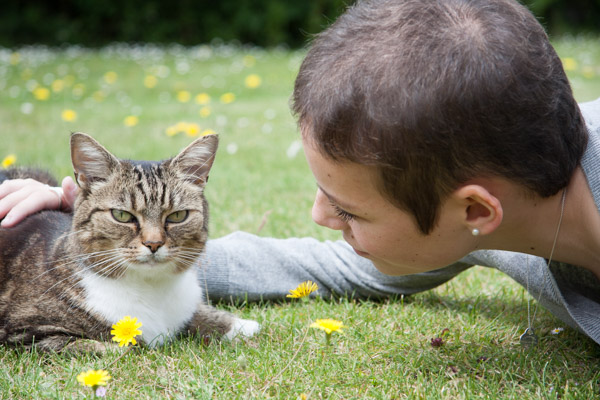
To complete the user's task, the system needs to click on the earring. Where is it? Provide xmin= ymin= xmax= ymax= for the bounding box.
xmin=471 ymin=228 xmax=480 ymax=236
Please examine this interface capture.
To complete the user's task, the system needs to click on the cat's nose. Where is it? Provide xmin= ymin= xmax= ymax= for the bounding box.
xmin=143 ymin=241 xmax=164 ymax=253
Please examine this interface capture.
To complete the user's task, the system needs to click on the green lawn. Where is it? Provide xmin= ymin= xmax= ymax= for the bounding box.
xmin=1 ymin=37 xmax=600 ymax=399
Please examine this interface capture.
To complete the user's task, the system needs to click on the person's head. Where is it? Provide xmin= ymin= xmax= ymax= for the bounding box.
xmin=292 ymin=0 xmax=587 ymax=240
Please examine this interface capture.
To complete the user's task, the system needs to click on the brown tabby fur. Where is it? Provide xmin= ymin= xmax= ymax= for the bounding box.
xmin=0 ymin=133 xmax=238 ymax=352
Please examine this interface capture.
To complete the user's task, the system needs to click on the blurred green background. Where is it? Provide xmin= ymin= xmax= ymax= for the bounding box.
xmin=1 ymin=0 xmax=599 ymax=48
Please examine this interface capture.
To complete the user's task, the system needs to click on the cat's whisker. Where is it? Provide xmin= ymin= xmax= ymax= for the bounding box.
xmin=40 ymin=252 xmax=126 ymax=294
xmin=33 ymin=249 xmax=124 ymax=279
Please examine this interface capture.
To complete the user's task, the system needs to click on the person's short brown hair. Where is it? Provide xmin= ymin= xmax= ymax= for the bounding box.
xmin=292 ymin=0 xmax=587 ymax=234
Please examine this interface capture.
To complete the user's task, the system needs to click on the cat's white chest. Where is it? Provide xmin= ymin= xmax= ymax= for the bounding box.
xmin=79 ymin=266 xmax=202 ymax=346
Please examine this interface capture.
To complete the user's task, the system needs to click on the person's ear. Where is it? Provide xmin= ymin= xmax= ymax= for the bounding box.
xmin=452 ymin=184 xmax=503 ymax=236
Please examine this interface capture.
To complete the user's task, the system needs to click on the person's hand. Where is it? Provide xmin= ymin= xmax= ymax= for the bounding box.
xmin=0 ymin=176 xmax=78 ymax=228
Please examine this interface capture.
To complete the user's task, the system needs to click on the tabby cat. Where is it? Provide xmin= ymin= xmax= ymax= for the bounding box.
xmin=0 ymin=133 xmax=259 ymax=352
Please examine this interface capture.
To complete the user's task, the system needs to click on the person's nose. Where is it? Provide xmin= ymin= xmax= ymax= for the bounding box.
xmin=311 ymin=188 xmax=347 ymax=231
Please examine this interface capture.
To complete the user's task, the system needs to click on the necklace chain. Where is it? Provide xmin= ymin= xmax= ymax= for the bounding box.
xmin=523 ymin=187 xmax=567 ymax=346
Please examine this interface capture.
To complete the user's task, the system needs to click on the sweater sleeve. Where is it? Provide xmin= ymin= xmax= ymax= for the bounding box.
xmin=197 ymin=231 xmax=473 ymax=303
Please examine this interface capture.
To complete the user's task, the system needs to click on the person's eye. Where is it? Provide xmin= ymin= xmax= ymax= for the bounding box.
xmin=111 ymin=209 xmax=136 ymax=223
xmin=329 ymin=201 xmax=355 ymax=222
xmin=166 ymin=210 xmax=189 ymax=223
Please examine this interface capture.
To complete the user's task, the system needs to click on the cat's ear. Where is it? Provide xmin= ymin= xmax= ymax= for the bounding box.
xmin=170 ymin=134 xmax=219 ymax=186
xmin=70 ymin=132 xmax=120 ymax=190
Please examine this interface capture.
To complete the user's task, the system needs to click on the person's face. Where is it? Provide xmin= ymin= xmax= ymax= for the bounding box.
xmin=303 ymin=138 xmax=472 ymax=275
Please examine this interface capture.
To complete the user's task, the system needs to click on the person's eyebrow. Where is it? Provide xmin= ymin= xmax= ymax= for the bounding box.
xmin=317 ymin=184 xmax=358 ymax=212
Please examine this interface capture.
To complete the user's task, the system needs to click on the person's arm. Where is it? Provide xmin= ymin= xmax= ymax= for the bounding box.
xmin=0 ymin=176 xmax=78 ymax=227
xmin=200 ymin=231 xmax=473 ymax=303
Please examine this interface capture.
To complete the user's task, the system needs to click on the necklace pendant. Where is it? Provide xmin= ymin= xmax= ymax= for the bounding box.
xmin=520 ymin=327 xmax=538 ymax=348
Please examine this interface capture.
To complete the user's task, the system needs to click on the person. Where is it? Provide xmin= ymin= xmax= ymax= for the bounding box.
xmin=1 ymin=0 xmax=600 ymax=346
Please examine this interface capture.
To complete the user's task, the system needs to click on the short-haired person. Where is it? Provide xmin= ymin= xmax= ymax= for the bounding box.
xmin=1 ymin=0 xmax=600 ymax=345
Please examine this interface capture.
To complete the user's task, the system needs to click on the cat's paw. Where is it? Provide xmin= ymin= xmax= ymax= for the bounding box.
xmin=224 ymin=318 xmax=261 ymax=340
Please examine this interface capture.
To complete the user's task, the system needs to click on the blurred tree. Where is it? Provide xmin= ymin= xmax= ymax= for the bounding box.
xmin=0 ymin=0 xmax=597 ymax=48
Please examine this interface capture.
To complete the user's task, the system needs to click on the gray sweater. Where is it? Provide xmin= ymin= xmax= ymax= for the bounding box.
xmin=201 ymin=97 xmax=600 ymax=346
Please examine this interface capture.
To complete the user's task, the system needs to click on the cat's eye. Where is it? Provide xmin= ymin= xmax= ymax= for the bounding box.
xmin=166 ymin=210 xmax=189 ymax=223
xmin=111 ymin=209 xmax=136 ymax=223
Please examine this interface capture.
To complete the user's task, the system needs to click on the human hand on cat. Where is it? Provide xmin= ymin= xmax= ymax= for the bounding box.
xmin=0 ymin=176 xmax=78 ymax=228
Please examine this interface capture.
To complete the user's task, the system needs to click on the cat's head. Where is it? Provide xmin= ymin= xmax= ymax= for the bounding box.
xmin=69 ymin=132 xmax=218 ymax=279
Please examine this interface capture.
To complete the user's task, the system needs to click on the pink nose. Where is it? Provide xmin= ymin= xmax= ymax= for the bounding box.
xmin=143 ymin=241 xmax=164 ymax=253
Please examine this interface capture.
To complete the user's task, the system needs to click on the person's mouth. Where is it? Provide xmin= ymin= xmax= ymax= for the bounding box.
xmin=353 ymin=248 xmax=370 ymax=257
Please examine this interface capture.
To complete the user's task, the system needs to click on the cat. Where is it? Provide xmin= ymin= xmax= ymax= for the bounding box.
xmin=0 ymin=132 xmax=259 ymax=352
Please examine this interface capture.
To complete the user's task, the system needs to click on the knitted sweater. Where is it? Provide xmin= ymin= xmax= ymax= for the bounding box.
xmin=202 ymin=97 xmax=600 ymax=346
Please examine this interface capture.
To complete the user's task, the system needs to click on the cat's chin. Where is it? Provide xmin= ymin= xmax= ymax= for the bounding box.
xmin=124 ymin=260 xmax=186 ymax=277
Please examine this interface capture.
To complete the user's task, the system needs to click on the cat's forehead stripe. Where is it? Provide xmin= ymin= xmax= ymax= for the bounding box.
xmin=130 ymin=162 xmax=170 ymax=210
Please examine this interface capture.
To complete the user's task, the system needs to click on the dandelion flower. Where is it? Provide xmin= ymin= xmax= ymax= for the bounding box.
xmin=77 ymin=369 xmax=111 ymax=387
xmin=144 ymin=75 xmax=158 ymax=88
xmin=201 ymin=129 xmax=216 ymax=136
xmin=93 ymin=91 xmax=106 ymax=102
xmin=111 ymin=315 xmax=142 ymax=347
xmin=61 ymin=109 xmax=77 ymax=122
xmin=104 ymin=71 xmax=118 ymax=84
xmin=33 ymin=87 xmax=50 ymax=101
xmin=52 ymin=79 xmax=65 ymax=93
xmin=287 ymin=281 xmax=318 ymax=299
xmin=177 ymin=90 xmax=191 ymax=103
xmin=220 ymin=92 xmax=236 ymax=104
xmin=551 ymin=327 xmax=564 ymax=335
xmin=199 ymin=106 xmax=211 ymax=118
xmin=561 ymin=57 xmax=577 ymax=72
xmin=310 ymin=319 xmax=344 ymax=335
xmin=2 ymin=154 xmax=17 ymax=168
xmin=124 ymin=115 xmax=139 ymax=127
xmin=185 ymin=123 xmax=200 ymax=137
xmin=242 ymin=55 xmax=256 ymax=67
xmin=244 ymin=74 xmax=262 ymax=89
xmin=166 ymin=125 xmax=179 ymax=137
xmin=195 ymin=93 xmax=211 ymax=105
xmin=582 ymin=66 xmax=595 ymax=79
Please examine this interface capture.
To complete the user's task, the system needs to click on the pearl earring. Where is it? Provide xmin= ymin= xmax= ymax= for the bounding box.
xmin=471 ymin=228 xmax=480 ymax=236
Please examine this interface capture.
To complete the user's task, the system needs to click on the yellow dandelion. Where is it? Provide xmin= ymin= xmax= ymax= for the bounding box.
xmin=124 ymin=115 xmax=139 ymax=127
xmin=61 ymin=109 xmax=77 ymax=122
xmin=144 ymin=75 xmax=158 ymax=88
xmin=201 ymin=129 xmax=216 ymax=136
xmin=310 ymin=319 xmax=344 ymax=335
xmin=33 ymin=87 xmax=50 ymax=101
xmin=561 ymin=57 xmax=577 ymax=72
xmin=220 ymin=92 xmax=236 ymax=104
xmin=582 ymin=66 xmax=595 ymax=79
xmin=111 ymin=315 xmax=142 ymax=347
xmin=177 ymin=90 xmax=191 ymax=103
xmin=2 ymin=154 xmax=17 ymax=169
xmin=185 ymin=123 xmax=200 ymax=137
xmin=77 ymin=369 xmax=111 ymax=388
xmin=175 ymin=121 xmax=190 ymax=132
xmin=199 ymin=106 xmax=211 ymax=118
xmin=93 ymin=90 xmax=106 ymax=102
xmin=244 ymin=74 xmax=262 ymax=89
xmin=287 ymin=281 xmax=318 ymax=299
xmin=104 ymin=71 xmax=118 ymax=84
xmin=195 ymin=93 xmax=211 ymax=105
xmin=51 ymin=79 xmax=65 ymax=93
xmin=166 ymin=125 xmax=179 ymax=137
xmin=242 ymin=55 xmax=256 ymax=67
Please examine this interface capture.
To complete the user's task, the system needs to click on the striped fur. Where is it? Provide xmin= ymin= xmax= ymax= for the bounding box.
xmin=0 ymin=133 xmax=255 ymax=352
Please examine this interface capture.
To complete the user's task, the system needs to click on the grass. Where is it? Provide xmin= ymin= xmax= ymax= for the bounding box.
xmin=1 ymin=36 xmax=600 ymax=399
